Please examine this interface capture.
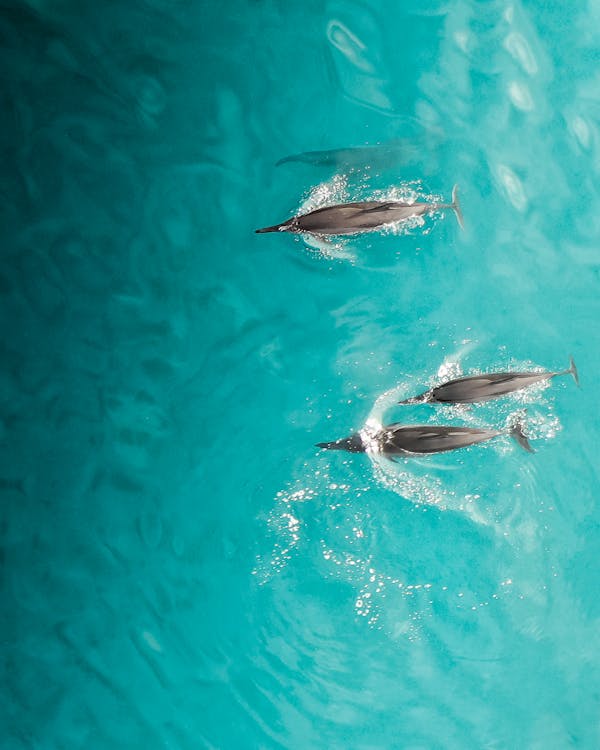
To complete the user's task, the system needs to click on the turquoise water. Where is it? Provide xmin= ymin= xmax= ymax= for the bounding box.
xmin=2 ymin=1 xmax=600 ymax=747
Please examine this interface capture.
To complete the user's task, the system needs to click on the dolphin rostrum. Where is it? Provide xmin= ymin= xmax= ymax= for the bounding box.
xmin=256 ymin=185 xmax=463 ymax=235
xmin=399 ymin=357 xmax=579 ymax=406
xmin=316 ymin=419 xmax=534 ymax=457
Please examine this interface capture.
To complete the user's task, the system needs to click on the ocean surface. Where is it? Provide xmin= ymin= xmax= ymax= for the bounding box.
xmin=2 ymin=1 xmax=599 ymax=747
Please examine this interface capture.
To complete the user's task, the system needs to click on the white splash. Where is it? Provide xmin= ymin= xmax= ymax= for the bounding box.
xmin=295 ymin=177 xmax=446 ymax=257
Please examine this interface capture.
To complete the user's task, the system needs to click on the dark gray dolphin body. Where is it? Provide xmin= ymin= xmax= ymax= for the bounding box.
xmin=256 ymin=185 xmax=463 ymax=236
xmin=316 ymin=420 xmax=533 ymax=457
xmin=399 ymin=357 xmax=579 ymax=406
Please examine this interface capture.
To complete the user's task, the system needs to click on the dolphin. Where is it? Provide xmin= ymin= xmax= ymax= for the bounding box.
xmin=316 ymin=419 xmax=534 ymax=457
xmin=275 ymin=141 xmax=421 ymax=170
xmin=256 ymin=185 xmax=463 ymax=235
xmin=399 ymin=357 xmax=579 ymax=405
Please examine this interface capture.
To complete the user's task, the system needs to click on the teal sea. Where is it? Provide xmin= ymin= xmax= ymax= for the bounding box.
xmin=2 ymin=1 xmax=599 ymax=747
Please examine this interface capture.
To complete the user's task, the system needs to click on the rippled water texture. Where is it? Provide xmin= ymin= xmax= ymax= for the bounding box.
xmin=2 ymin=1 xmax=599 ymax=748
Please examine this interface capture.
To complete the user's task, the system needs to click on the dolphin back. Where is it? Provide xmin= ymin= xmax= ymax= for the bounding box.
xmin=429 ymin=372 xmax=551 ymax=403
xmin=382 ymin=424 xmax=500 ymax=454
xmin=295 ymin=201 xmax=426 ymax=235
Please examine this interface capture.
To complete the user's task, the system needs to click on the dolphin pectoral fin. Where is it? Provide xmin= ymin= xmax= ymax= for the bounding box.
xmin=510 ymin=420 xmax=535 ymax=453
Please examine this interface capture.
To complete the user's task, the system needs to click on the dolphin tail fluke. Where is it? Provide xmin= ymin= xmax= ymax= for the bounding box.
xmin=510 ymin=419 xmax=534 ymax=453
xmin=255 ymin=221 xmax=290 ymax=234
xmin=451 ymin=184 xmax=464 ymax=230
xmin=568 ymin=355 xmax=579 ymax=386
